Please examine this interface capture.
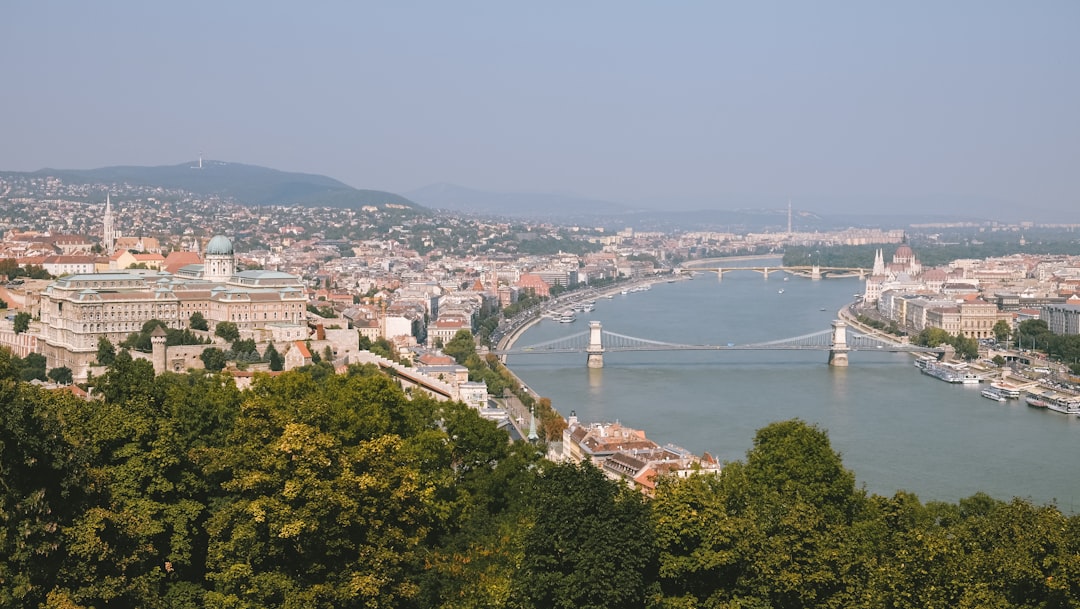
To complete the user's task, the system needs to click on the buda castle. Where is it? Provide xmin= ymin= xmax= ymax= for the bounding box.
xmin=39 ymin=234 xmax=308 ymax=381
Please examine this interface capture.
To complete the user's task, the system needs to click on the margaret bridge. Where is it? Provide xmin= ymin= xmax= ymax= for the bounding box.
xmin=682 ymin=264 xmax=869 ymax=281
xmin=492 ymin=320 xmax=947 ymax=368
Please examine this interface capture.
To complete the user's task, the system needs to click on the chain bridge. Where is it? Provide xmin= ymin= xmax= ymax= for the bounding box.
xmin=493 ymin=320 xmax=946 ymax=368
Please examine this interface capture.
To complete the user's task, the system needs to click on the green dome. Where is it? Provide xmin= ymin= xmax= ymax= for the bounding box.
xmin=206 ymin=235 xmax=233 ymax=256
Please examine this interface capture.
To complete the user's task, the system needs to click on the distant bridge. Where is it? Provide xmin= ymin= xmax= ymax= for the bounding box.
xmin=681 ymin=265 xmax=869 ymax=281
xmin=492 ymin=320 xmax=945 ymax=368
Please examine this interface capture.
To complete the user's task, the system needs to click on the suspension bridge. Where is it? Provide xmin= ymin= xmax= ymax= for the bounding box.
xmin=492 ymin=320 xmax=946 ymax=368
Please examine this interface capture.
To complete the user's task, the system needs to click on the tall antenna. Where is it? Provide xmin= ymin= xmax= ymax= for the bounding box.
xmin=198 ymin=151 xmax=203 ymax=169
xmin=787 ymin=199 xmax=793 ymax=236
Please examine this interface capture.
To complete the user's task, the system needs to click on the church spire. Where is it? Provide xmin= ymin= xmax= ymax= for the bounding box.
xmin=103 ymin=193 xmax=116 ymax=255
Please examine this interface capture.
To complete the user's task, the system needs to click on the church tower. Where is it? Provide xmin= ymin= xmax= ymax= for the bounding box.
xmin=872 ymin=248 xmax=885 ymax=276
xmin=103 ymin=194 xmax=116 ymax=255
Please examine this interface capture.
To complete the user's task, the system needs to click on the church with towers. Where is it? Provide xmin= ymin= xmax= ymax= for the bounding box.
xmin=38 ymin=221 xmax=308 ymax=381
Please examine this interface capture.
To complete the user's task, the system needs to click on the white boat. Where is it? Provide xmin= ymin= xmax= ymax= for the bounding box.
xmin=1029 ymin=391 xmax=1080 ymax=415
xmin=778 ymin=289 xmax=785 ymax=294
xmin=919 ymin=361 xmax=964 ymax=383
xmin=557 ymin=312 xmax=576 ymax=323
xmin=981 ymin=388 xmax=1007 ymax=402
xmin=989 ymin=381 xmax=1022 ymax=398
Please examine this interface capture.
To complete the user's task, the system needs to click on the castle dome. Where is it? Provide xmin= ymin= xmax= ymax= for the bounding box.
xmin=206 ymin=235 xmax=233 ymax=256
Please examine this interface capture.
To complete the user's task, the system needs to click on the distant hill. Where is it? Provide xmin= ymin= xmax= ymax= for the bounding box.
xmin=406 ymin=183 xmax=637 ymax=219
xmin=26 ymin=161 xmax=419 ymax=210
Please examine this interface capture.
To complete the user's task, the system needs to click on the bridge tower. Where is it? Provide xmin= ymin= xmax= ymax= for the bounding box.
xmin=586 ymin=321 xmax=605 ymax=368
xmin=828 ymin=320 xmax=849 ymax=366
xmin=811 ymin=265 xmax=821 ymax=280
xmin=716 ymin=269 xmax=723 ymax=282
xmin=762 ymin=267 xmax=769 ymax=279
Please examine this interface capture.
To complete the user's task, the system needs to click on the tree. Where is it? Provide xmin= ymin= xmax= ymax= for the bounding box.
xmin=13 ymin=311 xmax=30 ymax=334
xmin=953 ymin=333 xmax=979 ymax=361
xmin=214 ymin=321 xmax=239 ymax=343
xmin=442 ymin=329 xmax=476 ymax=365
xmin=202 ymin=372 xmax=446 ymax=608
xmin=97 ymin=350 xmax=156 ymax=404
xmin=265 ymin=342 xmax=283 ymax=371
xmin=200 ymin=347 xmax=227 ymax=371
xmin=189 ymin=311 xmax=209 ymax=331
xmin=47 ymin=366 xmax=73 ymax=385
xmin=19 ymin=353 xmax=47 ymax=382
xmin=96 ymin=335 xmax=116 ymax=366
xmin=992 ymin=319 xmax=1012 ymax=345
xmin=0 ymin=377 xmax=93 ymax=608
xmin=515 ymin=461 xmax=655 ymax=609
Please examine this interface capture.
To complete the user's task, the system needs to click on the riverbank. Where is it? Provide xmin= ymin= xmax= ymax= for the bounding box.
xmin=496 ymin=274 xmax=678 ymax=351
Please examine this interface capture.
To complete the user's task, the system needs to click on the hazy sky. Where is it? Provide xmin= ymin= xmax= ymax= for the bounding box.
xmin=3 ymin=2 xmax=1078 ymax=216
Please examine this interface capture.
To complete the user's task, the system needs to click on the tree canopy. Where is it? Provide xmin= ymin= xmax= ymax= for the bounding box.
xmin=1 ymin=350 xmax=1079 ymax=608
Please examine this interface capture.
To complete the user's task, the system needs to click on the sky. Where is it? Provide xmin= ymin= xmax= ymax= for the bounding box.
xmin=3 ymin=1 xmax=1078 ymax=219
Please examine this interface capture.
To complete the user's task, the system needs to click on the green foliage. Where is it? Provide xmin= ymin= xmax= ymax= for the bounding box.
xmin=96 ymin=335 xmax=116 ymax=365
xmin=189 ymin=311 xmax=209 ymax=331
xmin=18 ymin=352 xmax=47 ymax=381
xmin=516 ymin=461 xmax=655 ymax=609
xmin=307 ymin=303 xmax=338 ymax=318
xmin=442 ymin=329 xmax=476 ymax=365
xmin=200 ymin=347 xmax=227 ymax=371
xmin=13 ymin=311 xmax=30 ymax=334
xmin=3 ymin=353 xmax=1080 ymax=609
xmin=992 ymin=319 xmax=1012 ymax=344
xmin=265 ymin=342 xmax=283 ymax=371
xmin=214 ymin=321 xmax=240 ymax=343
xmin=47 ymin=366 xmax=73 ymax=385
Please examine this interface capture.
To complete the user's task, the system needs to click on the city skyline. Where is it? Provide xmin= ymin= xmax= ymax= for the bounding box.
xmin=3 ymin=2 xmax=1078 ymax=220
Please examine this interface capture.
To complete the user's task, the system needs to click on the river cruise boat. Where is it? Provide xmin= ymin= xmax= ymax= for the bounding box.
xmin=557 ymin=312 xmax=576 ymax=323
xmin=1026 ymin=390 xmax=1080 ymax=415
xmin=981 ymin=387 xmax=1007 ymax=402
xmin=917 ymin=360 xmax=964 ymax=383
xmin=989 ymin=381 xmax=1022 ymax=398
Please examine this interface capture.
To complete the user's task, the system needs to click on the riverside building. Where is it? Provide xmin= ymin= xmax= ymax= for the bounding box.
xmin=39 ymin=235 xmax=307 ymax=381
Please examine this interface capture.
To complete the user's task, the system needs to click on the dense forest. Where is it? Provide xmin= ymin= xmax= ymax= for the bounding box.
xmin=2 ymin=346 xmax=1079 ymax=608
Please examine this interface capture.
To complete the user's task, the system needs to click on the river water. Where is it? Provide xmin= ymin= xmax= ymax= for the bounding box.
xmin=508 ymin=269 xmax=1080 ymax=510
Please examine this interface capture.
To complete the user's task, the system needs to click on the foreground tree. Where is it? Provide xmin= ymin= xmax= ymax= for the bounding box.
xmin=515 ymin=461 xmax=655 ymax=609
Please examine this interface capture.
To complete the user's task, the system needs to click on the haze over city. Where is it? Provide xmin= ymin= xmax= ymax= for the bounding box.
xmin=4 ymin=1 xmax=1078 ymax=220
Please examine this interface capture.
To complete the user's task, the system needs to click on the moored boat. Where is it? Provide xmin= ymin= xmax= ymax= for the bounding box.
xmin=989 ymin=381 xmax=1022 ymax=398
xmin=919 ymin=361 xmax=964 ymax=383
xmin=981 ymin=387 xmax=1007 ymax=402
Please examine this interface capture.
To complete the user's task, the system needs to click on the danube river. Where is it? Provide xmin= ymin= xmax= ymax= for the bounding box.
xmin=508 ymin=269 xmax=1080 ymax=510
